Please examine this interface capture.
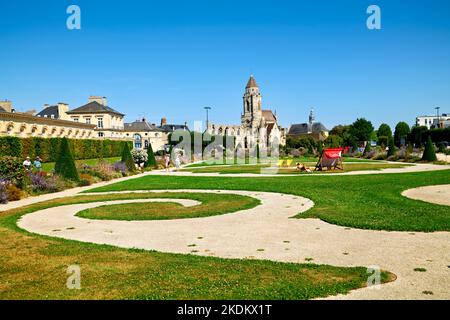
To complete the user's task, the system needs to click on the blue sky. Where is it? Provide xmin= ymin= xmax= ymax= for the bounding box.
xmin=1 ymin=0 xmax=449 ymax=130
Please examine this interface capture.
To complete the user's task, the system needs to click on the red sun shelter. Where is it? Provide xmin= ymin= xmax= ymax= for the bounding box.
xmin=315 ymin=148 xmax=344 ymax=171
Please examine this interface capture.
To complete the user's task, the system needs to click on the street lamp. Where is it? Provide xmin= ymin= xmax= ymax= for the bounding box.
xmin=204 ymin=106 xmax=211 ymax=130
xmin=435 ymin=107 xmax=440 ymax=129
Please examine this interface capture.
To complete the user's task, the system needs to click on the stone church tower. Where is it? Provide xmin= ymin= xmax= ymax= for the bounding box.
xmin=241 ymin=75 xmax=262 ymax=130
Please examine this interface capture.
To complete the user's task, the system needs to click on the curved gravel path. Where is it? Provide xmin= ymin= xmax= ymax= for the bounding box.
xmin=17 ymin=189 xmax=450 ymax=300
xmin=402 ymin=185 xmax=450 ymax=206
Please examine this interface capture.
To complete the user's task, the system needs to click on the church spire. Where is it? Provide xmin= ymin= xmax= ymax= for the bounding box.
xmin=246 ymin=75 xmax=258 ymax=89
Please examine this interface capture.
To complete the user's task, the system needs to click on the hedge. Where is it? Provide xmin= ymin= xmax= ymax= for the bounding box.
xmin=0 ymin=136 xmax=132 ymax=162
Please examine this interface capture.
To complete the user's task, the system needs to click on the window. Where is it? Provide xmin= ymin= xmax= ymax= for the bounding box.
xmin=144 ymin=140 xmax=149 ymax=149
xmin=97 ymin=117 xmax=103 ymax=128
xmin=86 ymin=118 xmax=91 ymax=124
xmin=134 ymin=133 xmax=142 ymax=149
xmin=73 ymin=117 xmax=79 ymax=122
xmin=98 ymin=132 xmax=104 ymax=137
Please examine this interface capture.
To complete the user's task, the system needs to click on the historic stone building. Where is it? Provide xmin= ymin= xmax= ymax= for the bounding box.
xmin=287 ymin=109 xmax=329 ymax=141
xmin=206 ymin=75 xmax=285 ymax=150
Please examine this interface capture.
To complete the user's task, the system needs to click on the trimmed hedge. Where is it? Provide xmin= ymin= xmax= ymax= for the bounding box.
xmin=54 ymin=138 xmax=79 ymax=181
xmin=0 ymin=136 xmax=132 ymax=162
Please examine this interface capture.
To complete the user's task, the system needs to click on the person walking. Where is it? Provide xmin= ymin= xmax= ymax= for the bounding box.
xmin=23 ymin=157 xmax=32 ymax=171
xmin=33 ymin=156 xmax=42 ymax=172
xmin=164 ymin=154 xmax=171 ymax=172
xmin=174 ymin=153 xmax=181 ymax=171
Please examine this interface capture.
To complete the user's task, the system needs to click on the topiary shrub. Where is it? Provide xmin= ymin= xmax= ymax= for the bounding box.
xmin=363 ymin=143 xmax=371 ymax=157
xmin=121 ymin=142 xmax=135 ymax=172
xmin=422 ymin=136 xmax=437 ymax=162
xmin=54 ymin=137 xmax=79 ymax=181
xmin=387 ymin=139 xmax=396 ymax=157
xmin=145 ymin=143 xmax=157 ymax=168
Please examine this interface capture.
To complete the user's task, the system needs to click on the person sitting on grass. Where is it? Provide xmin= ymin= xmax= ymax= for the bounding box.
xmin=296 ymin=162 xmax=312 ymax=173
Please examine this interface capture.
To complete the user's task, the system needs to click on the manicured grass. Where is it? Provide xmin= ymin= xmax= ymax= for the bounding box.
xmin=77 ymin=192 xmax=260 ymax=220
xmin=186 ymin=156 xmax=380 ymax=168
xmin=42 ymin=157 xmax=120 ymax=172
xmin=0 ymin=194 xmax=393 ymax=299
xmin=181 ymin=163 xmax=409 ymax=174
xmin=89 ymin=170 xmax=450 ymax=232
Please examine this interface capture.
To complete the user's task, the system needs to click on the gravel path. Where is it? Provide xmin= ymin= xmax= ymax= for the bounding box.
xmin=402 ymin=185 xmax=450 ymax=206
xmin=17 ymin=189 xmax=450 ymax=300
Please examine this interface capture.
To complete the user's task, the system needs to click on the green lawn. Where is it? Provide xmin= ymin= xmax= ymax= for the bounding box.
xmin=42 ymin=157 xmax=121 ymax=172
xmin=77 ymin=192 xmax=260 ymax=220
xmin=89 ymin=170 xmax=450 ymax=232
xmin=181 ymin=162 xmax=408 ymax=174
xmin=0 ymin=193 xmax=393 ymax=299
xmin=185 ymin=156 xmax=380 ymax=168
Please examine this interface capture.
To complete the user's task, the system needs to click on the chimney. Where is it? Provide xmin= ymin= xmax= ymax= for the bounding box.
xmin=88 ymin=96 xmax=107 ymax=106
xmin=0 ymin=100 xmax=12 ymax=113
xmin=161 ymin=117 xmax=167 ymax=126
xmin=57 ymin=102 xmax=69 ymax=120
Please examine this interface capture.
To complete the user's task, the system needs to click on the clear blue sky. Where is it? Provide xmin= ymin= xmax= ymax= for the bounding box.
xmin=1 ymin=0 xmax=449 ymax=130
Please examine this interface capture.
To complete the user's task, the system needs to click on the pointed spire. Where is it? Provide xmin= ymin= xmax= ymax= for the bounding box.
xmin=246 ymin=75 xmax=258 ymax=88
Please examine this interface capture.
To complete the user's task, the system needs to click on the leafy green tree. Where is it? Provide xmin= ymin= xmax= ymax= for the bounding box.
xmin=422 ymin=136 xmax=437 ymax=162
xmin=145 ymin=142 xmax=157 ymax=168
xmin=54 ymin=137 xmax=79 ymax=181
xmin=394 ymin=122 xmax=410 ymax=147
xmin=324 ymin=135 xmax=344 ymax=148
xmin=350 ymin=118 xmax=374 ymax=142
xmin=121 ymin=142 xmax=135 ymax=172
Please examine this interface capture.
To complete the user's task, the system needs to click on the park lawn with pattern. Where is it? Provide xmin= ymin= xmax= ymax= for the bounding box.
xmin=76 ymin=192 xmax=259 ymax=220
xmin=0 ymin=193 xmax=393 ymax=299
xmin=89 ymin=169 xmax=450 ymax=232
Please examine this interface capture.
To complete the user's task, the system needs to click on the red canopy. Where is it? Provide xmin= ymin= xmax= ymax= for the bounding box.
xmin=323 ymin=148 xmax=344 ymax=159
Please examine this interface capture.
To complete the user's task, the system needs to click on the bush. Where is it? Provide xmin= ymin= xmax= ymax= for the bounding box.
xmin=387 ymin=139 xmax=396 ymax=157
xmin=0 ymin=136 xmax=131 ymax=162
xmin=54 ymin=138 xmax=79 ymax=181
xmin=422 ymin=136 xmax=437 ymax=162
xmin=363 ymin=143 xmax=371 ymax=156
xmin=28 ymin=172 xmax=61 ymax=193
xmin=78 ymin=173 xmax=94 ymax=186
xmin=131 ymin=149 xmax=148 ymax=165
xmin=146 ymin=143 xmax=157 ymax=168
xmin=0 ymin=156 xmax=25 ymax=184
xmin=121 ymin=142 xmax=135 ymax=172
xmin=6 ymin=183 xmax=22 ymax=201
xmin=113 ymin=161 xmax=127 ymax=176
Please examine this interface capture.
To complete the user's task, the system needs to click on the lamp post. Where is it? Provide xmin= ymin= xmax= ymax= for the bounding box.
xmin=435 ymin=107 xmax=440 ymax=129
xmin=204 ymin=106 xmax=211 ymax=130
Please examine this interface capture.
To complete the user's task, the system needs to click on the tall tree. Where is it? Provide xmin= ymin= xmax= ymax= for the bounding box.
xmin=349 ymin=118 xmax=374 ymax=142
xmin=394 ymin=122 xmax=410 ymax=147
xmin=377 ymin=123 xmax=392 ymax=139
xmin=54 ymin=137 xmax=79 ymax=181
xmin=387 ymin=138 xmax=396 ymax=157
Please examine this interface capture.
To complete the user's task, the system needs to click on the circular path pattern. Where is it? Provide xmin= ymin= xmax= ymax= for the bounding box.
xmin=17 ymin=189 xmax=450 ymax=300
xmin=402 ymin=184 xmax=450 ymax=206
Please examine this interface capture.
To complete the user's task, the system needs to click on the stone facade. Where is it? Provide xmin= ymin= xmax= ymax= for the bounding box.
xmin=207 ymin=75 xmax=286 ymax=149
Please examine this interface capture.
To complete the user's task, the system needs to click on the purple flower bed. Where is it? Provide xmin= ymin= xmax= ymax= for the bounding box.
xmin=0 ymin=178 xmax=8 ymax=204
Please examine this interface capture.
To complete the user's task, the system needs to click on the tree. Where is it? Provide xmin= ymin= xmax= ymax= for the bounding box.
xmin=317 ymin=141 xmax=323 ymax=156
xmin=145 ymin=142 xmax=157 ymax=168
xmin=394 ymin=122 xmax=410 ymax=147
xmin=54 ymin=137 xmax=79 ymax=181
xmin=387 ymin=138 xmax=396 ymax=157
xmin=377 ymin=123 xmax=392 ymax=145
xmin=121 ymin=142 xmax=135 ymax=172
xmin=422 ymin=136 xmax=437 ymax=162
xmin=350 ymin=118 xmax=374 ymax=142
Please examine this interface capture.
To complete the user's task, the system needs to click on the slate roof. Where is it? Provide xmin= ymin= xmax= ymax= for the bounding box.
xmin=124 ymin=119 xmax=163 ymax=132
xmin=36 ymin=105 xmax=59 ymax=118
xmin=159 ymin=124 xmax=190 ymax=132
xmin=288 ymin=122 xmax=329 ymax=135
xmin=66 ymin=101 xmax=124 ymax=116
